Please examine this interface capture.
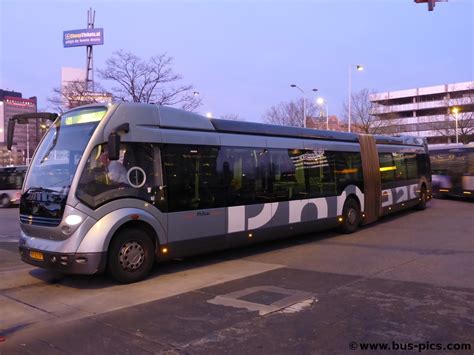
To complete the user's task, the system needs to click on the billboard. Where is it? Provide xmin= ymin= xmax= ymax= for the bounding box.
xmin=63 ymin=28 xmax=104 ymax=47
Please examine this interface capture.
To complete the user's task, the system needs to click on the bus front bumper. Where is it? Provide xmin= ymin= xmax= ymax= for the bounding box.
xmin=19 ymin=246 xmax=107 ymax=275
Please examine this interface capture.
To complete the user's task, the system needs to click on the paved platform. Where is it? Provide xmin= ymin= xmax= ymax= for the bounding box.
xmin=0 ymin=199 xmax=473 ymax=354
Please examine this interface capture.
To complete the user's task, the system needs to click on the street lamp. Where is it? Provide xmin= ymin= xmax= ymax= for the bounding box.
xmin=290 ymin=85 xmax=318 ymax=129
xmin=348 ymin=64 xmax=364 ymax=133
xmin=452 ymin=107 xmax=460 ymax=144
xmin=193 ymin=91 xmax=200 ymax=96
xmin=206 ymin=112 xmax=213 ymax=118
xmin=316 ymin=97 xmax=329 ymax=130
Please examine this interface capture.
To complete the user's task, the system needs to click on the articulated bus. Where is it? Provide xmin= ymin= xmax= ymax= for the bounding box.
xmin=8 ymin=103 xmax=431 ymax=283
xmin=429 ymin=143 xmax=474 ymax=199
xmin=0 ymin=165 xmax=27 ymax=208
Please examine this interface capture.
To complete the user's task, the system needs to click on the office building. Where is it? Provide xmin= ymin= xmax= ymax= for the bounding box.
xmin=370 ymin=81 xmax=474 ymax=144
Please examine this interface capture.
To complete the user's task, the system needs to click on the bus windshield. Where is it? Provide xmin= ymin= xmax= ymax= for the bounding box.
xmin=23 ymin=107 xmax=107 ymax=195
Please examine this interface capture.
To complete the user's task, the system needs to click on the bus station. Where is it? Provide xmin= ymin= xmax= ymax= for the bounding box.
xmin=0 ymin=1 xmax=473 ymax=353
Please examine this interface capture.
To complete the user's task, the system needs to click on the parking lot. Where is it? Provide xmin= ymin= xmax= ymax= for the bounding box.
xmin=0 ymin=198 xmax=473 ymax=354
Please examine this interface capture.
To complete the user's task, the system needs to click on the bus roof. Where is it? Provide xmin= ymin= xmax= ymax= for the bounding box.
xmin=66 ymin=102 xmax=427 ymax=147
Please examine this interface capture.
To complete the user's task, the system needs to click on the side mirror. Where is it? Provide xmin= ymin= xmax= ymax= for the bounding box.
xmin=107 ymin=132 xmax=121 ymax=160
xmin=7 ymin=118 xmax=15 ymax=151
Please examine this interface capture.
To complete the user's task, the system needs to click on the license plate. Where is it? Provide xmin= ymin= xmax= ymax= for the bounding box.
xmin=29 ymin=251 xmax=44 ymax=261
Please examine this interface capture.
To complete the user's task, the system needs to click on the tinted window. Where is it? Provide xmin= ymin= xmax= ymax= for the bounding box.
xmin=330 ymin=151 xmax=363 ymax=193
xmin=392 ymin=152 xmax=407 ymax=180
xmin=77 ymin=143 xmax=164 ymax=210
xmin=0 ymin=169 xmax=25 ymax=190
xmin=379 ymin=153 xmax=395 ymax=182
xmin=219 ymin=146 xmax=270 ymax=206
xmin=268 ymin=149 xmax=308 ymax=201
xmin=405 ymin=153 xmax=418 ymax=179
xmin=304 ymin=150 xmax=336 ymax=197
xmin=417 ymin=153 xmax=431 ymax=176
xmin=163 ymin=145 xmax=222 ymax=212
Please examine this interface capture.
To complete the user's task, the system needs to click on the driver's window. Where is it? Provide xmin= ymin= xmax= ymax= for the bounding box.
xmin=76 ymin=143 xmax=164 ymax=210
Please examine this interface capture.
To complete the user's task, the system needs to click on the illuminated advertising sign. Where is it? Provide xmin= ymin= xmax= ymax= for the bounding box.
xmin=63 ymin=28 xmax=104 ymax=47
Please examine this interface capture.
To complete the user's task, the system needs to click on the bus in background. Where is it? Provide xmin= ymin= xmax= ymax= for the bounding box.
xmin=429 ymin=143 xmax=474 ymax=199
xmin=8 ymin=103 xmax=431 ymax=283
xmin=0 ymin=166 xmax=27 ymax=208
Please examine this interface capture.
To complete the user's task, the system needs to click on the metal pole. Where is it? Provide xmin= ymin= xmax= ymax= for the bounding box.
xmin=326 ymin=103 xmax=329 ymax=130
xmin=455 ymin=113 xmax=459 ymax=144
xmin=303 ymin=95 xmax=307 ymax=129
xmin=348 ymin=65 xmax=352 ymax=133
xmin=26 ymin=123 xmax=30 ymax=165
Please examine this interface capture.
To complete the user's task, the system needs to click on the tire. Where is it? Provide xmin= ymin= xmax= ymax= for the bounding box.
xmin=108 ymin=228 xmax=156 ymax=283
xmin=339 ymin=198 xmax=361 ymax=234
xmin=1 ymin=195 xmax=11 ymax=208
xmin=415 ymin=185 xmax=428 ymax=210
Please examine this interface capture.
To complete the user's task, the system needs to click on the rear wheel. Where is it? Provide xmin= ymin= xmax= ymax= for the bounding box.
xmin=339 ymin=198 xmax=361 ymax=234
xmin=108 ymin=228 xmax=155 ymax=283
xmin=1 ymin=195 xmax=11 ymax=208
xmin=415 ymin=185 xmax=428 ymax=210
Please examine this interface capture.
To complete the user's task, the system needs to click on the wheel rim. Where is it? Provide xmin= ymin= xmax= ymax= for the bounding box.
xmin=421 ymin=190 xmax=426 ymax=204
xmin=118 ymin=241 xmax=145 ymax=272
xmin=1 ymin=197 xmax=9 ymax=206
xmin=347 ymin=208 xmax=358 ymax=225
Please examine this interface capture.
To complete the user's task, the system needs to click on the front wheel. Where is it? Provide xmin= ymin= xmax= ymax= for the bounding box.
xmin=108 ymin=228 xmax=156 ymax=283
xmin=339 ymin=198 xmax=361 ymax=234
xmin=415 ymin=186 xmax=428 ymax=210
xmin=1 ymin=195 xmax=11 ymax=208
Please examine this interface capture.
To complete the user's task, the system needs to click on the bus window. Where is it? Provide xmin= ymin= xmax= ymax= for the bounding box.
xmin=404 ymin=153 xmax=418 ymax=180
xmin=379 ymin=153 xmax=395 ymax=183
xmin=307 ymin=150 xmax=336 ymax=197
xmin=331 ymin=151 xmax=363 ymax=193
xmin=268 ymin=149 xmax=307 ymax=201
xmin=219 ymin=146 xmax=270 ymax=206
xmin=77 ymin=143 xmax=161 ymax=209
xmin=163 ymin=145 xmax=221 ymax=212
xmin=416 ymin=153 xmax=431 ymax=177
xmin=392 ymin=152 xmax=407 ymax=180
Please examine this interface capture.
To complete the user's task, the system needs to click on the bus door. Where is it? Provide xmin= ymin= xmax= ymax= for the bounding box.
xmin=358 ymin=134 xmax=381 ymax=224
xmin=162 ymin=143 xmax=228 ymax=256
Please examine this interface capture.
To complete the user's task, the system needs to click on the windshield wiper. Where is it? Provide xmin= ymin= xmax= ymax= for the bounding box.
xmin=40 ymin=123 xmax=61 ymax=164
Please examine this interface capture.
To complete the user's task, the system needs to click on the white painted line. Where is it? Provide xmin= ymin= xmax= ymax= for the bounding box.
xmin=0 ymin=236 xmax=19 ymax=243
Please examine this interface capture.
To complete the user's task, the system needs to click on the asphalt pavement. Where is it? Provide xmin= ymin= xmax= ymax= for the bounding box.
xmin=0 ymin=199 xmax=473 ymax=354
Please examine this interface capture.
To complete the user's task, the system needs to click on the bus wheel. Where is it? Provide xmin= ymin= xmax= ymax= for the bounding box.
xmin=108 ymin=228 xmax=155 ymax=283
xmin=1 ymin=195 xmax=11 ymax=208
xmin=415 ymin=186 xmax=428 ymax=211
xmin=339 ymin=198 xmax=361 ymax=234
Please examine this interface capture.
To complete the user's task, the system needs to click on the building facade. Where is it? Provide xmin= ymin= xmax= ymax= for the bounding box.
xmin=370 ymin=81 xmax=474 ymax=144
xmin=61 ymin=67 xmax=112 ymax=110
xmin=0 ymin=89 xmax=42 ymax=166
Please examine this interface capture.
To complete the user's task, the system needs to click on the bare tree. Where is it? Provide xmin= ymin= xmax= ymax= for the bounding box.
xmin=428 ymin=90 xmax=474 ymax=144
xmin=48 ymin=80 xmax=110 ymax=113
xmin=452 ymin=108 xmax=474 ymax=144
xmin=263 ymin=98 xmax=318 ymax=127
xmin=98 ymin=50 xmax=201 ymax=111
xmin=343 ymin=88 xmax=399 ymax=134
xmin=219 ymin=113 xmax=246 ymax=121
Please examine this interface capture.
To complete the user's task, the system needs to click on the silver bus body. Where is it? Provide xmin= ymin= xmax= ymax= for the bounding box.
xmin=17 ymin=103 xmax=431 ymax=282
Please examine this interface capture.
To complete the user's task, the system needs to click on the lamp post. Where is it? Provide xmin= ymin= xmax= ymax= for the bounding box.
xmin=316 ymin=97 xmax=329 ymax=130
xmin=452 ymin=107 xmax=460 ymax=144
xmin=348 ymin=64 xmax=364 ymax=132
xmin=290 ymin=85 xmax=318 ymax=128
xmin=26 ymin=123 xmax=30 ymax=165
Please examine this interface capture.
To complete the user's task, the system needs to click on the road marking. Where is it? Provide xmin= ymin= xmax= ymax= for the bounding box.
xmin=0 ymin=236 xmax=19 ymax=243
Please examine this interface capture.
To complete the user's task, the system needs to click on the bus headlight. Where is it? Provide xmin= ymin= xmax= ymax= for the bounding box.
xmin=65 ymin=215 xmax=83 ymax=226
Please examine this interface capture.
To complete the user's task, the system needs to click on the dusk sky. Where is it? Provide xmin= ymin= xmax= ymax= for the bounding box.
xmin=1 ymin=0 xmax=473 ymax=122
